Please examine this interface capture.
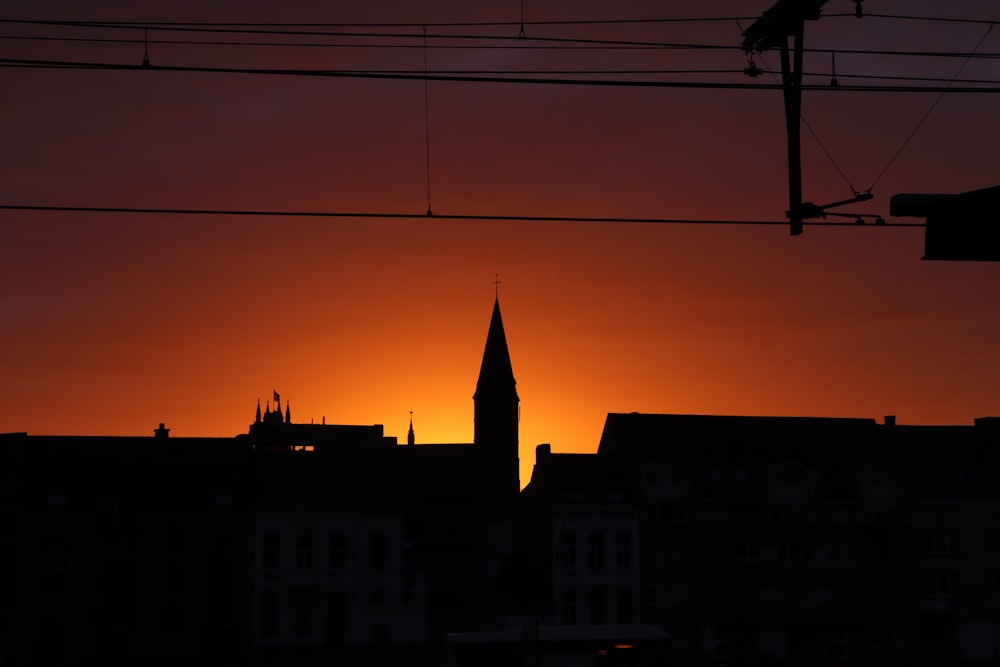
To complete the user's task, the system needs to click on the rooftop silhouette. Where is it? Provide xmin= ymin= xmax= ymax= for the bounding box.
xmin=2 ymin=296 xmax=998 ymax=666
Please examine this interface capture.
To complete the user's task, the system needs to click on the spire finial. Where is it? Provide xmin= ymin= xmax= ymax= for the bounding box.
xmin=493 ymin=273 xmax=501 ymax=298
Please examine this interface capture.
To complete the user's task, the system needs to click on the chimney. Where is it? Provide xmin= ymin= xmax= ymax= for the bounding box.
xmin=154 ymin=422 xmax=170 ymax=439
xmin=884 ymin=415 xmax=896 ymax=427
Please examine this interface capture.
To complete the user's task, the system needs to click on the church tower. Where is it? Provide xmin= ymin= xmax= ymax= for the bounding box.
xmin=474 ymin=296 xmax=520 ymax=501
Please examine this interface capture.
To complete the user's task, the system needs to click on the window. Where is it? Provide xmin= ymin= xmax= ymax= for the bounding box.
xmin=772 ymin=504 xmax=810 ymax=524
xmin=40 ymin=588 xmax=66 ymax=620
xmin=561 ymin=590 xmax=577 ymax=625
xmin=829 ymin=544 xmax=854 ymax=566
xmin=42 ymin=538 xmax=68 ymax=576
xmin=165 ymin=561 xmax=186 ymax=593
xmin=833 ymin=627 xmax=854 ymax=659
xmin=861 ymin=504 xmax=900 ymax=525
xmin=261 ymin=591 xmax=279 ymax=636
xmin=733 ymin=584 xmax=759 ymax=605
xmin=97 ymin=494 xmax=120 ymax=525
xmin=645 ymin=503 xmax=685 ymax=523
xmin=648 ymin=583 xmax=688 ymax=607
xmin=370 ymin=533 xmax=386 ymax=569
xmin=832 ymin=586 xmax=858 ymax=607
xmin=96 ymin=537 xmax=133 ymax=569
xmin=211 ymin=536 xmax=237 ymax=620
xmin=672 ymin=625 xmax=689 ymax=650
xmin=588 ymin=534 xmax=605 ymax=570
xmin=617 ymin=589 xmax=634 ymax=624
xmin=714 ymin=626 xmax=729 ymax=657
xmin=166 ymin=519 xmax=189 ymax=551
xmin=328 ymin=533 xmax=346 ymax=569
xmin=588 ymin=589 xmax=605 ymax=625
xmin=559 ymin=532 xmax=577 ymax=569
xmin=292 ymin=588 xmax=313 ymax=636
xmin=872 ymin=544 xmax=903 ymax=567
xmin=923 ymin=526 xmax=960 ymax=555
xmin=211 ymin=535 xmax=236 ymax=571
xmin=262 ymin=533 xmax=280 ymax=573
xmin=373 ymin=624 xmax=391 ymax=646
xmin=615 ymin=534 xmax=631 ymax=569
xmin=778 ymin=544 xmax=815 ymax=566
xmin=296 ymin=533 xmax=314 ymax=573
xmin=162 ymin=597 xmax=185 ymax=632
xmin=866 ymin=625 xmax=886 ymax=649
xmin=731 ymin=504 xmax=757 ymax=522
xmin=924 ymin=570 xmax=960 ymax=597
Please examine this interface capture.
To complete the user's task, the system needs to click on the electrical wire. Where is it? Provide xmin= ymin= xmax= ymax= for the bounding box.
xmin=3 ymin=57 xmax=1000 ymax=93
xmin=0 ymin=204 xmax=925 ymax=227
xmin=755 ymin=50 xmax=859 ymax=196
xmin=865 ymin=21 xmax=997 ymax=192
xmin=2 ymin=12 xmax=996 ymax=29
xmin=861 ymin=13 xmax=1000 ymax=27
xmin=4 ymin=20 xmax=1000 ymax=59
xmin=3 ymin=40 xmax=998 ymax=83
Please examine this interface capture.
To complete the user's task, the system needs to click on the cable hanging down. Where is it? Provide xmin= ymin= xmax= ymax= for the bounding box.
xmin=423 ymin=25 xmax=433 ymax=216
xmin=864 ymin=21 xmax=996 ymax=193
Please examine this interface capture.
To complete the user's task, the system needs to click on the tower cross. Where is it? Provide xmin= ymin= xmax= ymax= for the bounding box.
xmin=493 ymin=273 xmax=501 ymax=297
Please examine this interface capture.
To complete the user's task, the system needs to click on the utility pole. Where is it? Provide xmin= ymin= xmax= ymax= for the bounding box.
xmin=742 ymin=0 xmax=827 ymax=235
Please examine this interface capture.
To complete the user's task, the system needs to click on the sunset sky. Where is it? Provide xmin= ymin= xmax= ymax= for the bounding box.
xmin=2 ymin=0 xmax=999 ymax=487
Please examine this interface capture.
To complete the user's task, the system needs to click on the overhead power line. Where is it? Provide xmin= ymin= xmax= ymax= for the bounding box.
xmin=0 ymin=204 xmax=923 ymax=228
xmin=862 ymin=13 xmax=1000 ymax=27
xmin=3 ymin=20 xmax=1000 ymax=59
xmin=2 ymin=12 xmax=996 ymax=30
xmin=3 ymin=58 xmax=999 ymax=94
xmin=0 ymin=16 xmax=765 ymax=29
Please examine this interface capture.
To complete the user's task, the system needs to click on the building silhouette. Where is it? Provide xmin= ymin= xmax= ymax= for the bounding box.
xmin=2 ymin=297 xmax=1000 ymax=666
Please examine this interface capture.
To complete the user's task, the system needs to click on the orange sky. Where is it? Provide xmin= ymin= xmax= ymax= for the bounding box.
xmin=2 ymin=1 xmax=999 ymax=488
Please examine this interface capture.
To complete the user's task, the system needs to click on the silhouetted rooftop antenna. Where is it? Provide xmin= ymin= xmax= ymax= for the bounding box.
xmin=422 ymin=25 xmax=433 ymax=217
xmin=142 ymin=28 xmax=150 ymax=67
xmin=519 ymin=0 xmax=526 ymax=39
xmin=741 ymin=0 xmax=871 ymax=235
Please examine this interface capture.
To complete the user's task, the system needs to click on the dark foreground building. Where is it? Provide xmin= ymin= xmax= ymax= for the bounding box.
xmin=2 ymin=298 xmax=999 ymax=666
xmin=520 ymin=413 xmax=1000 ymax=666
xmin=0 ymin=297 xmax=521 ymax=667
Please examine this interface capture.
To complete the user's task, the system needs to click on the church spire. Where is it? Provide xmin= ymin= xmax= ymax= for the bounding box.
xmin=474 ymin=297 xmax=518 ymax=403
xmin=474 ymin=294 xmax=519 ymax=501
xmin=407 ymin=411 xmax=415 ymax=446
xmin=255 ymin=399 xmax=262 ymax=423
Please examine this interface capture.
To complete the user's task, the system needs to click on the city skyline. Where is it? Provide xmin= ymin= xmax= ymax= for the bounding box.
xmin=2 ymin=0 xmax=1000 ymax=489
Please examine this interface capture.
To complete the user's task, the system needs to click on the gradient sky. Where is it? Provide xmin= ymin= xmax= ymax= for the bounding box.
xmin=2 ymin=1 xmax=999 ymax=487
